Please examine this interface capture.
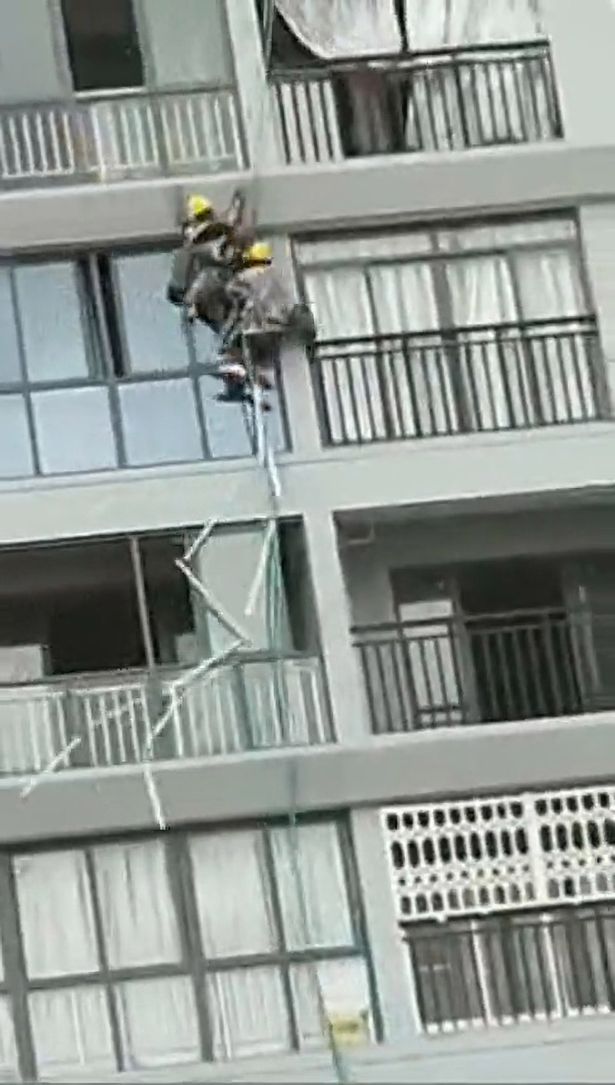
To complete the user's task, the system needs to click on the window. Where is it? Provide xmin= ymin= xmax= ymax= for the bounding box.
xmin=0 ymin=251 xmax=288 ymax=480
xmin=385 ymin=786 xmax=615 ymax=1035
xmin=0 ymin=523 xmax=325 ymax=774
xmin=407 ymin=905 xmax=615 ymax=1033
xmin=297 ymin=217 xmax=604 ymax=444
xmin=60 ymin=0 xmax=144 ymax=92
xmin=1 ymin=819 xmax=372 ymax=1078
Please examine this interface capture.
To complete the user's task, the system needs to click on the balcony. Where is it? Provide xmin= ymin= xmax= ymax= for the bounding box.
xmin=0 ymin=651 xmax=330 ymax=777
xmin=354 ymin=606 xmax=615 ymax=735
xmin=312 ymin=316 xmax=607 ymax=447
xmin=0 ymin=85 xmax=245 ymax=188
xmin=271 ymin=40 xmax=562 ymax=165
xmin=384 ymin=783 xmax=615 ymax=1034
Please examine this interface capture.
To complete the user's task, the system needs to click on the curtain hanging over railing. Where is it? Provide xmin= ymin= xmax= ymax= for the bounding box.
xmin=273 ymin=0 xmax=402 ymax=58
xmin=403 ymin=0 xmax=544 ymax=49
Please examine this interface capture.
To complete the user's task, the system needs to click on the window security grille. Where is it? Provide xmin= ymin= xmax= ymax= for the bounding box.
xmin=382 ymin=784 xmax=615 ymax=921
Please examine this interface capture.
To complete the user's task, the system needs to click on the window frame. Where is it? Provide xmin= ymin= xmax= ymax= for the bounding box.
xmin=0 ymin=814 xmax=374 ymax=1080
xmin=295 ymin=212 xmax=605 ymax=441
xmin=0 ymin=244 xmax=290 ymax=478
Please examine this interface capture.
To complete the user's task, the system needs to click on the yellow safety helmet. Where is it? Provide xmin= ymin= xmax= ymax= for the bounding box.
xmin=186 ymin=194 xmax=213 ymax=220
xmin=244 ymin=241 xmax=273 ymax=265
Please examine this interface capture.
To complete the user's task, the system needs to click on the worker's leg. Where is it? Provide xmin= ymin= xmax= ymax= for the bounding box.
xmin=251 ymin=332 xmax=280 ymax=391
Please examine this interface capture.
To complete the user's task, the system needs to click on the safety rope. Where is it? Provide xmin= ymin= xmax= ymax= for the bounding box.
xmin=243 ymin=331 xmax=351 ymax=1083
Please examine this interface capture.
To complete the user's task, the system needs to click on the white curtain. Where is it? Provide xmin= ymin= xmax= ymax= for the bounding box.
xmin=116 ymin=978 xmax=200 ymax=1069
xmin=370 ymin=262 xmax=458 ymax=435
xmin=304 ymin=267 xmax=380 ymax=444
xmin=291 ymin=958 xmax=372 ymax=1048
xmin=190 ymin=830 xmax=277 ymax=956
xmin=445 ymin=255 xmax=525 ymax=430
xmin=275 ymin=0 xmax=400 ymax=58
xmin=404 ymin=0 xmax=544 ymax=49
xmin=403 ymin=0 xmax=549 ymax=152
xmin=306 ymin=261 xmax=452 ymax=443
xmin=271 ymin=823 xmax=353 ymax=949
xmin=208 ymin=967 xmax=291 ymax=1059
xmin=29 ymin=986 xmax=115 ymax=1077
xmin=14 ymin=851 xmax=98 ymax=978
xmin=0 ymin=1001 xmax=16 ymax=1079
xmin=91 ymin=840 xmax=180 ymax=968
xmin=513 ymin=248 xmax=595 ymax=423
xmin=274 ymin=0 xmax=402 ymax=164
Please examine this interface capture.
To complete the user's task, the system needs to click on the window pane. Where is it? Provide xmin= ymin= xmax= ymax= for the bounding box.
xmin=200 ymin=376 xmax=287 ymax=459
xmin=190 ymin=830 xmax=277 ymax=956
xmin=14 ymin=851 xmax=98 ymax=978
xmin=92 ymin=840 xmax=180 ymax=968
xmin=271 ymin=823 xmax=354 ymax=949
xmin=0 ymin=270 xmax=21 ymax=382
xmin=61 ymin=0 xmax=144 ymax=92
xmin=120 ymin=380 xmax=203 ymax=466
xmin=30 ymin=987 xmax=114 ymax=1077
xmin=291 ymin=958 xmax=373 ymax=1050
xmin=15 ymin=263 xmax=91 ymax=382
xmin=0 ymin=396 xmax=34 ymax=479
xmin=116 ymin=978 xmax=200 ymax=1070
xmin=0 ymin=999 xmax=17 ymax=1079
xmin=208 ymin=967 xmax=290 ymax=1060
xmin=145 ymin=0 xmax=232 ymax=87
xmin=116 ymin=254 xmax=190 ymax=374
xmin=32 ymin=387 xmax=116 ymax=475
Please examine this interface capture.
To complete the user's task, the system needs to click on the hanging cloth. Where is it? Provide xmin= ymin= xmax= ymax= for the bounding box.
xmin=274 ymin=0 xmax=402 ymax=58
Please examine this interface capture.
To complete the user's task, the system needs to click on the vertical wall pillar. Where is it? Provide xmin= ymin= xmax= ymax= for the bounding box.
xmin=224 ymin=0 xmax=282 ymax=171
xmin=272 ymin=236 xmax=323 ymax=459
xmin=350 ymin=808 xmax=421 ymax=1045
xmin=302 ymin=511 xmax=371 ymax=744
xmin=542 ymin=0 xmax=615 ymax=145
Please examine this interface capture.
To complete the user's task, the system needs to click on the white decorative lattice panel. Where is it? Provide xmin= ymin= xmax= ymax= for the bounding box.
xmin=382 ymin=784 xmax=615 ymax=922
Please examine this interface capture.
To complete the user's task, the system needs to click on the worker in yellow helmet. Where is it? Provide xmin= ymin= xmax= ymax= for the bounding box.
xmin=215 ymin=240 xmax=294 ymax=408
xmin=167 ymin=193 xmax=237 ymax=317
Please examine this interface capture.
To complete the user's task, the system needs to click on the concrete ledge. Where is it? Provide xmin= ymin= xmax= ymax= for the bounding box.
xmin=59 ymin=1018 xmax=615 ymax=1082
xmin=0 ymin=423 xmax=615 ymax=545
xmin=2 ymin=712 xmax=615 ymax=845
xmin=2 ymin=141 xmax=615 ymax=252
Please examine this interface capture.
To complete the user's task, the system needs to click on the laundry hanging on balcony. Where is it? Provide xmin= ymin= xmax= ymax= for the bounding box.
xmin=271 ymin=0 xmax=554 ymax=162
xmin=402 ymin=0 xmax=544 ymax=49
xmin=273 ymin=0 xmax=405 ymax=160
xmin=401 ymin=0 xmax=549 ymax=149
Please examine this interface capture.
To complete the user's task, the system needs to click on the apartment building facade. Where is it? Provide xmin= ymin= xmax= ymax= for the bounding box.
xmin=0 ymin=0 xmax=615 ymax=1081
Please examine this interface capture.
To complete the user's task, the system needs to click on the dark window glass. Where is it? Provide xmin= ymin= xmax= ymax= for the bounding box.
xmin=61 ymin=0 xmax=144 ymax=92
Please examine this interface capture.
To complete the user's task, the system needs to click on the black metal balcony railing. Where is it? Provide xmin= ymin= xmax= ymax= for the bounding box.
xmin=271 ymin=40 xmax=562 ymax=165
xmin=0 ymin=85 xmax=245 ymax=187
xmin=353 ymin=607 xmax=615 ymax=734
xmin=313 ymin=316 xmax=606 ymax=447
xmin=406 ymin=904 xmax=615 ymax=1034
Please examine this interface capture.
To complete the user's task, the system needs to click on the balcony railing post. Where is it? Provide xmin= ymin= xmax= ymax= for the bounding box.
xmin=231 ymin=661 xmax=256 ymax=751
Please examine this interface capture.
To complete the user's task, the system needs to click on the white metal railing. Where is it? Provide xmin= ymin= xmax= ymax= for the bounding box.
xmin=383 ymin=784 xmax=615 ymax=922
xmin=163 ymin=656 xmax=330 ymax=758
xmin=0 ymin=86 xmax=245 ymax=185
xmin=0 ymin=655 xmax=329 ymax=775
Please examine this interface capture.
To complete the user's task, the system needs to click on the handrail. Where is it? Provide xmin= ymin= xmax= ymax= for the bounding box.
xmin=271 ymin=38 xmax=553 ymax=78
xmin=317 ymin=315 xmax=598 ymax=352
xmin=0 ymin=82 xmax=237 ymax=115
xmin=0 ymin=649 xmax=316 ymax=693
